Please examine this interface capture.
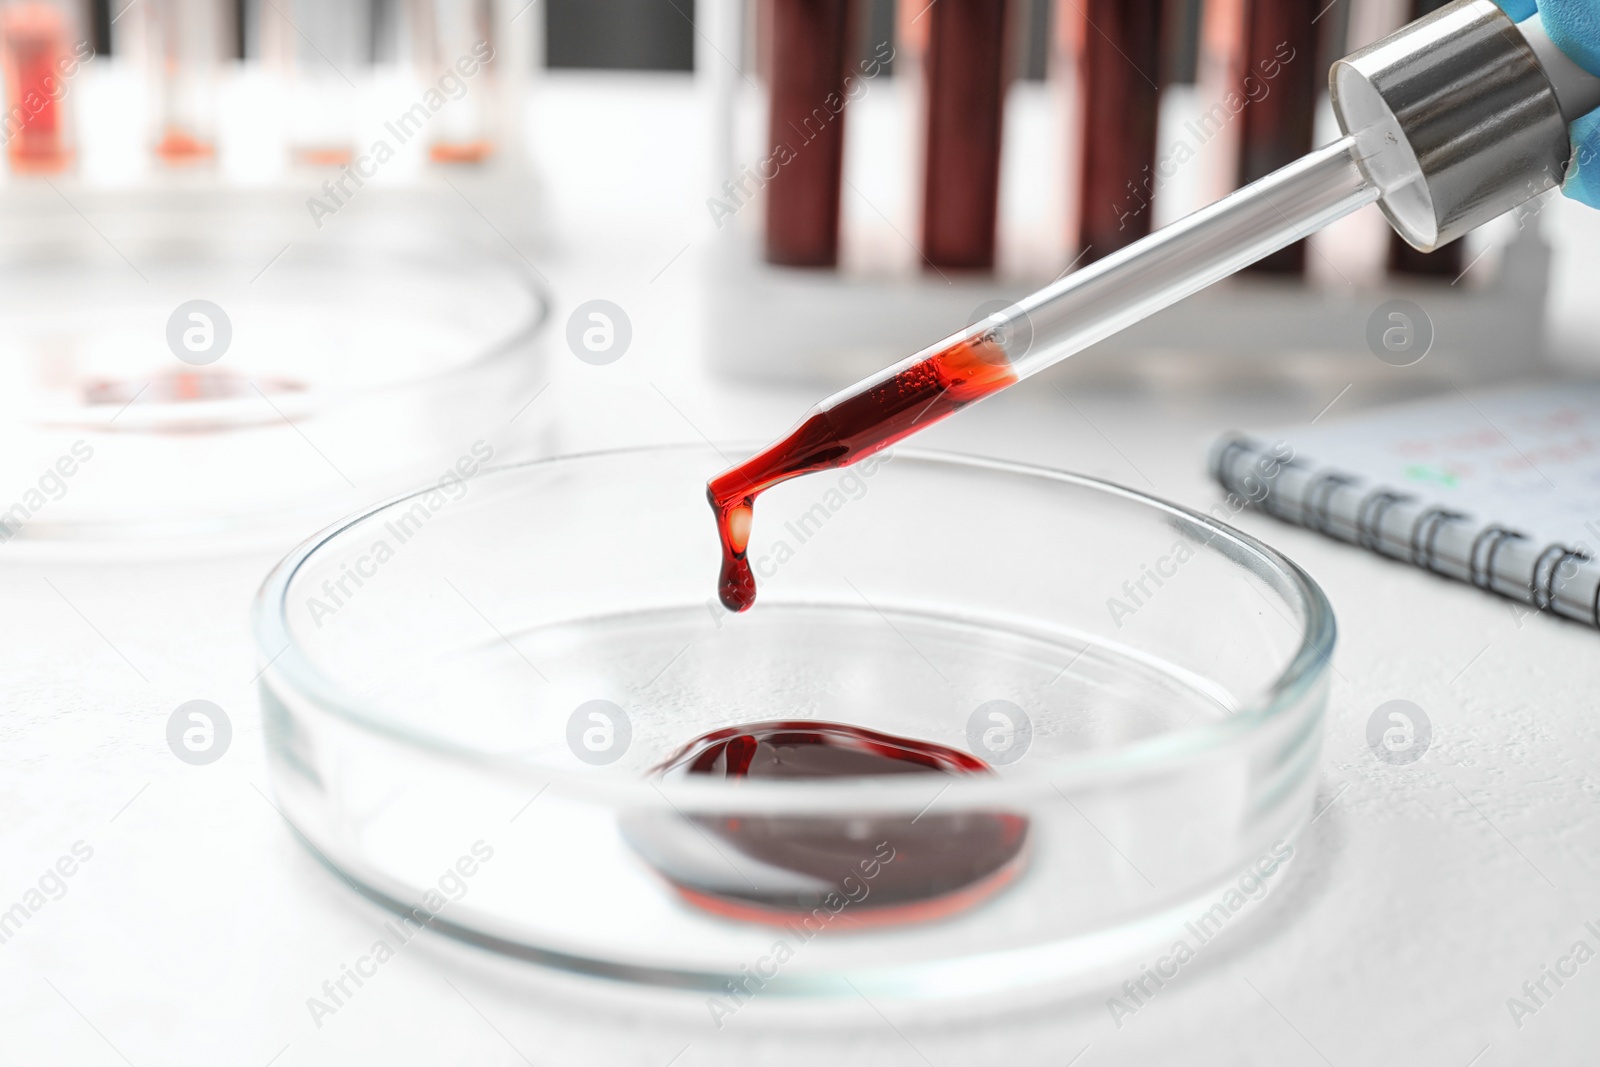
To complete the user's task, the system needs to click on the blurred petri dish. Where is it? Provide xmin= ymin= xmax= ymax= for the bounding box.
xmin=254 ymin=445 xmax=1333 ymax=1003
xmin=0 ymin=195 xmax=549 ymax=554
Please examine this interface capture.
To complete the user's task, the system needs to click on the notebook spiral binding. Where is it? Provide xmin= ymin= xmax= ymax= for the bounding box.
xmin=1356 ymin=489 xmax=1414 ymax=552
xmin=1209 ymin=436 xmax=1257 ymax=491
xmin=1410 ymin=507 xmax=1468 ymax=574
xmin=1469 ymin=526 xmax=1527 ymax=591
xmin=1208 ymin=434 xmax=1600 ymax=632
xmin=1531 ymin=543 xmax=1588 ymax=614
xmin=1303 ymin=472 xmax=1355 ymax=537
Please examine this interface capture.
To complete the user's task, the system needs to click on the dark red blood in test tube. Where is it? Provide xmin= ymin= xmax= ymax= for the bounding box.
xmin=1386 ymin=0 xmax=1464 ymax=278
xmin=1236 ymin=0 xmax=1318 ymax=275
xmin=765 ymin=0 xmax=852 ymax=267
xmin=621 ymin=721 xmax=1030 ymax=926
xmin=1068 ymin=0 xmax=1163 ymax=265
xmin=708 ymin=333 xmax=1016 ymax=612
xmin=920 ymin=0 xmax=1008 ymax=271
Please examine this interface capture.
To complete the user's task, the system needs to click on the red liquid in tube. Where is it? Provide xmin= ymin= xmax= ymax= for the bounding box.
xmin=921 ymin=0 xmax=1008 ymax=270
xmin=156 ymin=129 xmax=215 ymax=165
xmin=708 ymin=334 xmax=1016 ymax=612
xmin=764 ymin=0 xmax=851 ymax=267
xmin=1235 ymin=0 xmax=1317 ymax=274
xmin=1069 ymin=0 xmax=1164 ymax=264
xmin=1 ymin=3 xmax=71 ymax=175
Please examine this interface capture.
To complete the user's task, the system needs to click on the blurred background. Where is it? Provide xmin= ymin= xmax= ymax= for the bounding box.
xmin=3 ymin=0 xmax=1597 ymax=551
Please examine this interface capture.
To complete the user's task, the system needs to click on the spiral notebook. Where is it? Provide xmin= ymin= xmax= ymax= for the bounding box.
xmin=1209 ymin=383 xmax=1600 ymax=628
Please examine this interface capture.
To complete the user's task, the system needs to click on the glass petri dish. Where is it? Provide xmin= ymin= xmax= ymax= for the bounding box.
xmin=254 ymin=445 xmax=1333 ymax=1002
xmin=0 ymin=193 xmax=548 ymax=554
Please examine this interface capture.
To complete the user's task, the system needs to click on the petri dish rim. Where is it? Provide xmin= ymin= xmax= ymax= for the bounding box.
xmin=252 ymin=444 xmax=1336 ymax=802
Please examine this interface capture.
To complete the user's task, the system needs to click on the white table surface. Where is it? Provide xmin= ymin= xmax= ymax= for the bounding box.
xmin=6 ymin=75 xmax=1600 ymax=1067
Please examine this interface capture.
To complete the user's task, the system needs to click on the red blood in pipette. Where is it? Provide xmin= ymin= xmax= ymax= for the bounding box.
xmin=623 ymin=720 xmax=1029 ymax=926
xmin=708 ymin=334 xmax=1016 ymax=611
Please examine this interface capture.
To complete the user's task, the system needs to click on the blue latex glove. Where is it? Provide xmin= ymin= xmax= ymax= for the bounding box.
xmin=1570 ymin=110 xmax=1600 ymax=206
xmin=1534 ymin=0 xmax=1600 ymax=205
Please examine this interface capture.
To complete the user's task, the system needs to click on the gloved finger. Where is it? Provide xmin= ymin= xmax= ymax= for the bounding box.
xmin=1564 ymin=109 xmax=1600 ymax=207
xmin=1495 ymin=0 xmax=1537 ymax=21
xmin=1536 ymin=0 xmax=1600 ymax=79
xmin=1538 ymin=0 xmax=1600 ymax=206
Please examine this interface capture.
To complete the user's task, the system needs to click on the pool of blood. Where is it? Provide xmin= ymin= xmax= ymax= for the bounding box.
xmin=707 ymin=334 xmax=1016 ymax=611
xmin=622 ymin=721 xmax=1030 ymax=927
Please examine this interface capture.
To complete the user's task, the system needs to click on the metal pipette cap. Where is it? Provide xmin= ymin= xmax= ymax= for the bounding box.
xmin=1330 ymin=0 xmax=1600 ymax=252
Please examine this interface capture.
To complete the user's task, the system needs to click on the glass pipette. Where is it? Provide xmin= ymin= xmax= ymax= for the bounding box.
xmin=934 ymin=134 xmax=1381 ymax=386
xmin=710 ymin=1 xmax=1600 ymax=611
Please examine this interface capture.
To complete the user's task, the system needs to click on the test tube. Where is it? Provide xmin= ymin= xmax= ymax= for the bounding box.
xmin=144 ymin=0 xmax=232 ymax=165
xmin=920 ymin=0 xmax=1007 ymax=271
xmin=256 ymin=0 xmax=367 ymax=167
xmin=417 ymin=0 xmax=498 ymax=164
xmin=764 ymin=0 xmax=852 ymax=267
xmin=1385 ymin=0 xmax=1465 ymax=278
xmin=1064 ymin=0 xmax=1163 ymax=266
xmin=1235 ymin=0 xmax=1318 ymax=274
xmin=1 ymin=0 xmax=76 ymax=174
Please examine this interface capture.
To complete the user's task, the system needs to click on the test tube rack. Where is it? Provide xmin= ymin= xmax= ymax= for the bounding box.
xmin=701 ymin=0 xmax=1551 ymax=390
